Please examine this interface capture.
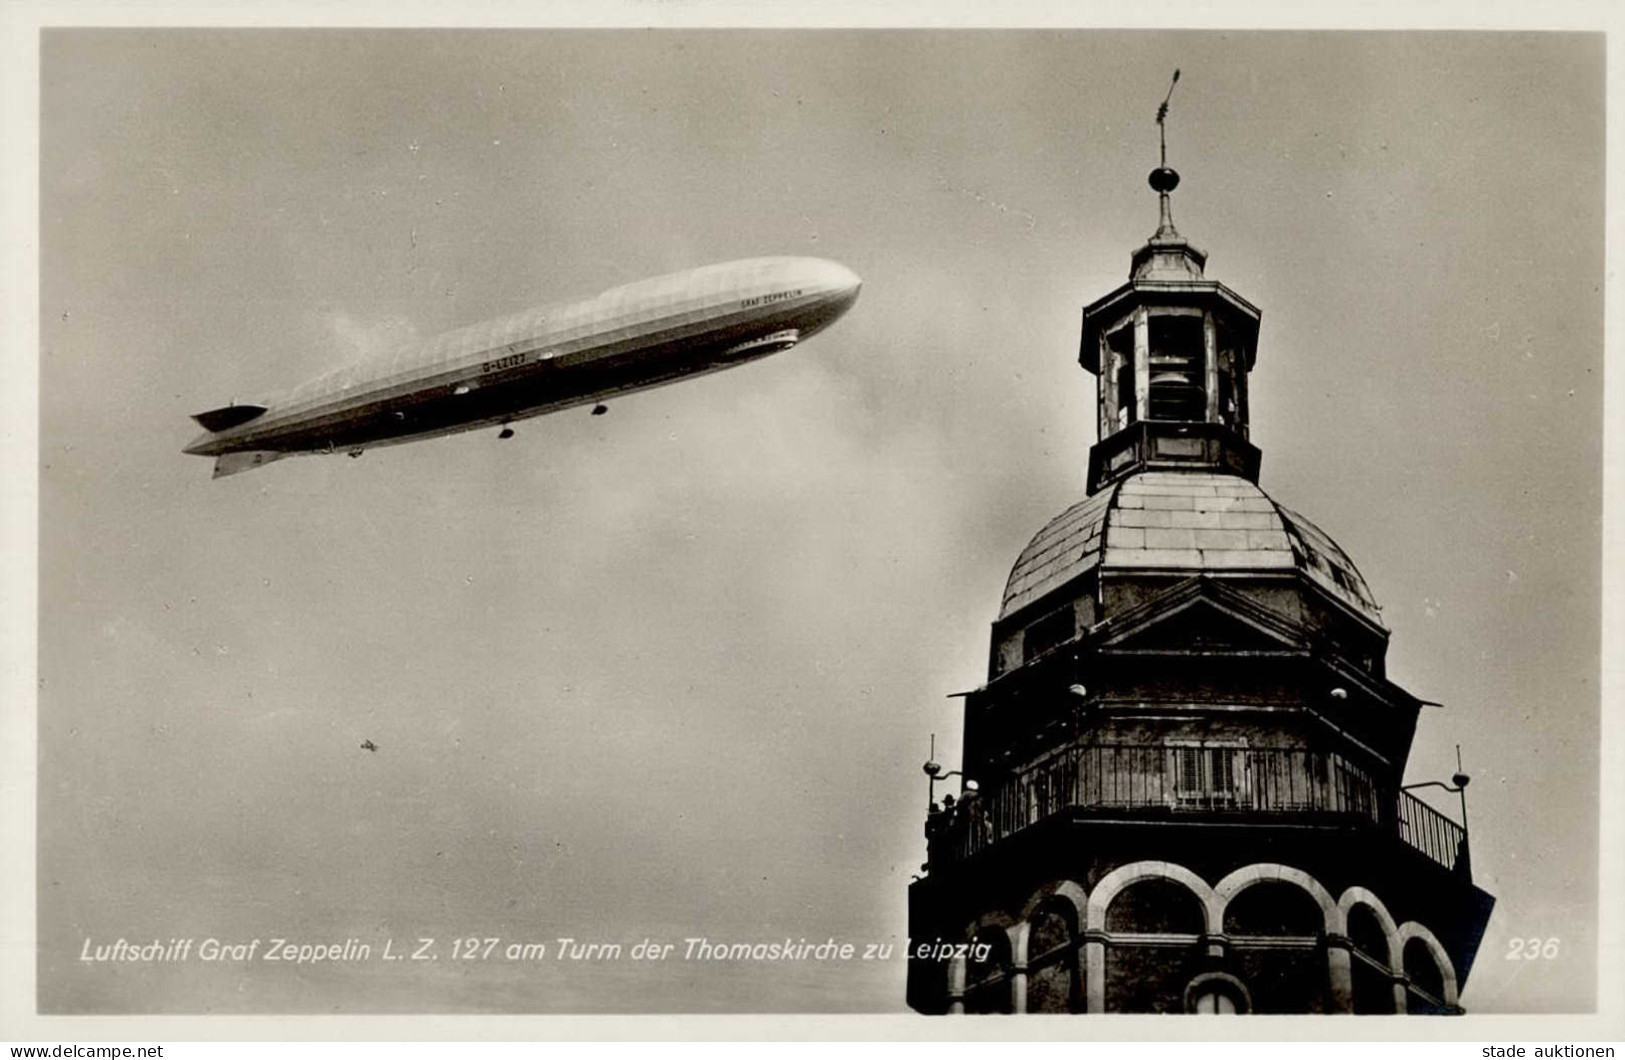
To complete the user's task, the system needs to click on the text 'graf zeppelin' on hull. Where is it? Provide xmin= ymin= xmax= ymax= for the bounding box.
xmin=182 ymin=256 xmax=863 ymax=478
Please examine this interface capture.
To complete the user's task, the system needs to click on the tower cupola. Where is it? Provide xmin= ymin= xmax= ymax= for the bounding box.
xmin=1079 ymin=79 xmax=1262 ymax=493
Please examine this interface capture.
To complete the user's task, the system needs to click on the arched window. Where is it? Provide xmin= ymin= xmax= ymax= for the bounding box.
xmin=1403 ymin=937 xmax=1450 ymax=1014
xmin=1101 ymin=875 xmax=1208 ymax=1013
xmin=1024 ymin=906 xmax=1080 ymax=1013
xmin=1347 ymin=904 xmax=1396 ymax=1014
xmin=1184 ymin=972 xmax=1251 ymax=1014
xmin=1218 ymin=874 xmax=1330 ymax=1013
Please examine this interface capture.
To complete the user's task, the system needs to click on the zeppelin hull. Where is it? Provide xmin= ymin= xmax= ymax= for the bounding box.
xmin=264 ymin=314 xmax=800 ymax=454
xmin=183 ymin=257 xmax=862 ymax=473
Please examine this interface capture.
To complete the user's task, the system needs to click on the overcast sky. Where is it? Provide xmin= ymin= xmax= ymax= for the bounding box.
xmin=31 ymin=29 xmax=1601 ymax=1015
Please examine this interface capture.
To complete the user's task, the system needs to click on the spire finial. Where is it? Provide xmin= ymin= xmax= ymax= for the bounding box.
xmin=1149 ymin=69 xmax=1183 ymax=239
xmin=1156 ymin=68 xmax=1180 ymax=168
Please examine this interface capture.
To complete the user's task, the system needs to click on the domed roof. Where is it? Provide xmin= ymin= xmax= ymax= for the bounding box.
xmin=1000 ymin=471 xmax=1382 ymax=626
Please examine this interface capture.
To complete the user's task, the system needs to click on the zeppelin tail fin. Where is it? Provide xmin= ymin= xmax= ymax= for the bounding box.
xmin=191 ymin=403 xmax=268 ymax=432
xmin=212 ymin=450 xmax=287 ymax=479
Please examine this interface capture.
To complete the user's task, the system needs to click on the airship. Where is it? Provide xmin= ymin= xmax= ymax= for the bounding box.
xmin=182 ymin=256 xmax=862 ymax=478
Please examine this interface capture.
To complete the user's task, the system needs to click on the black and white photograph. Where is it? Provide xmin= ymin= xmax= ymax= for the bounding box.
xmin=4 ymin=7 xmax=1619 ymax=1044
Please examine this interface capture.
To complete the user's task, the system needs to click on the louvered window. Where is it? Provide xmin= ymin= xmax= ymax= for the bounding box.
xmin=1147 ymin=314 xmax=1205 ymax=421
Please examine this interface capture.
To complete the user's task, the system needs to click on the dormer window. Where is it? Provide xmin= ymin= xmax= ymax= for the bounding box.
xmin=1023 ymin=604 xmax=1074 ymax=663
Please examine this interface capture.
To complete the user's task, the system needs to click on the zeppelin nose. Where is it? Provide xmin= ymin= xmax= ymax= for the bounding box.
xmin=825 ymin=260 xmax=863 ymax=296
xmin=806 ymin=259 xmax=862 ymax=309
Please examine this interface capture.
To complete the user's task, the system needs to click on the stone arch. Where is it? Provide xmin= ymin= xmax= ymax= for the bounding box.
xmin=1018 ymin=880 xmax=1088 ymax=1014
xmin=1086 ymin=860 xmax=1218 ymax=933
xmin=1084 ymin=861 xmax=1217 ymax=1014
xmin=1213 ymin=863 xmax=1338 ymax=936
xmin=1018 ymin=879 xmax=1088 ymax=929
xmin=946 ymin=912 xmax=1016 ymax=1015
xmin=1396 ymin=922 xmax=1458 ymax=1007
xmin=1335 ymin=886 xmax=1403 ymax=1013
xmin=961 ymin=909 xmax=1016 ymax=942
xmin=1336 ymin=886 xmax=1402 ymax=968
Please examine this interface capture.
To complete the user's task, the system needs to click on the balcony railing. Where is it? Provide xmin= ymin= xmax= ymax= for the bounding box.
xmin=926 ymin=742 xmax=1469 ymax=877
xmin=1397 ymin=788 xmax=1469 ymax=876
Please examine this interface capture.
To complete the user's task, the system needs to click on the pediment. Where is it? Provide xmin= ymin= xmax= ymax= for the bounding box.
xmin=1095 ymin=577 xmax=1307 ymax=654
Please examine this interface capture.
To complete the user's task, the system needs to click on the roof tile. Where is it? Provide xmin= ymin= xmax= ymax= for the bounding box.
xmin=999 ymin=472 xmax=1383 ymax=626
xmin=1193 ymin=528 xmax=1251 ymax=550
xmin=1145 ymin=527 xmax=1198 ymax=549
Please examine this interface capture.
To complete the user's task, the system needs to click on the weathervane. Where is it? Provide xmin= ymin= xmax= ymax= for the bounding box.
xmin=1149 ymin=68 xmax=1183 ymax=239
xmin=1156 ymin=68 xmax=1180 ymax=168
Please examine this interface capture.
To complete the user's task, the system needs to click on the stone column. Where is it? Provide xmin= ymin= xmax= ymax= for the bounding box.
xmin=1203 ymin=311 xmax=1219 ymax=423
xmin=1008 ymin=922 xmax=1030 ymax=1015
xmin=1100 ymin=339 xmax=1113 ymax=440
xmin=1325 ymin=934 xmax=1354 ymax=1014
xmin=947 ymin=954 xmax=967 ymax=1015
xmin=1133 ymin=309 xmax=1150 ymax=423
xmin=1083 ymin=930 xmax=1107 ymax=1013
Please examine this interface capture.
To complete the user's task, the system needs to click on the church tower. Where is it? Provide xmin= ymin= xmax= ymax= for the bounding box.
xmin=906 ymin=83 xmax=1494 ymax=1015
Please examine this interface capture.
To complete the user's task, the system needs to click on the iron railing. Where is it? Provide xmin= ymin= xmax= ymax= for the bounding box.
xmin=927 ymin=742 xmax=1468 ymax=876
xmin=1397 ymin=788 xmax=1469 ymax=875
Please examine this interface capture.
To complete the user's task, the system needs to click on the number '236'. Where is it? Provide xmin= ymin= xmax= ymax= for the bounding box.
xmin=1505 ymin=937 xmax=1559 ymax=959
